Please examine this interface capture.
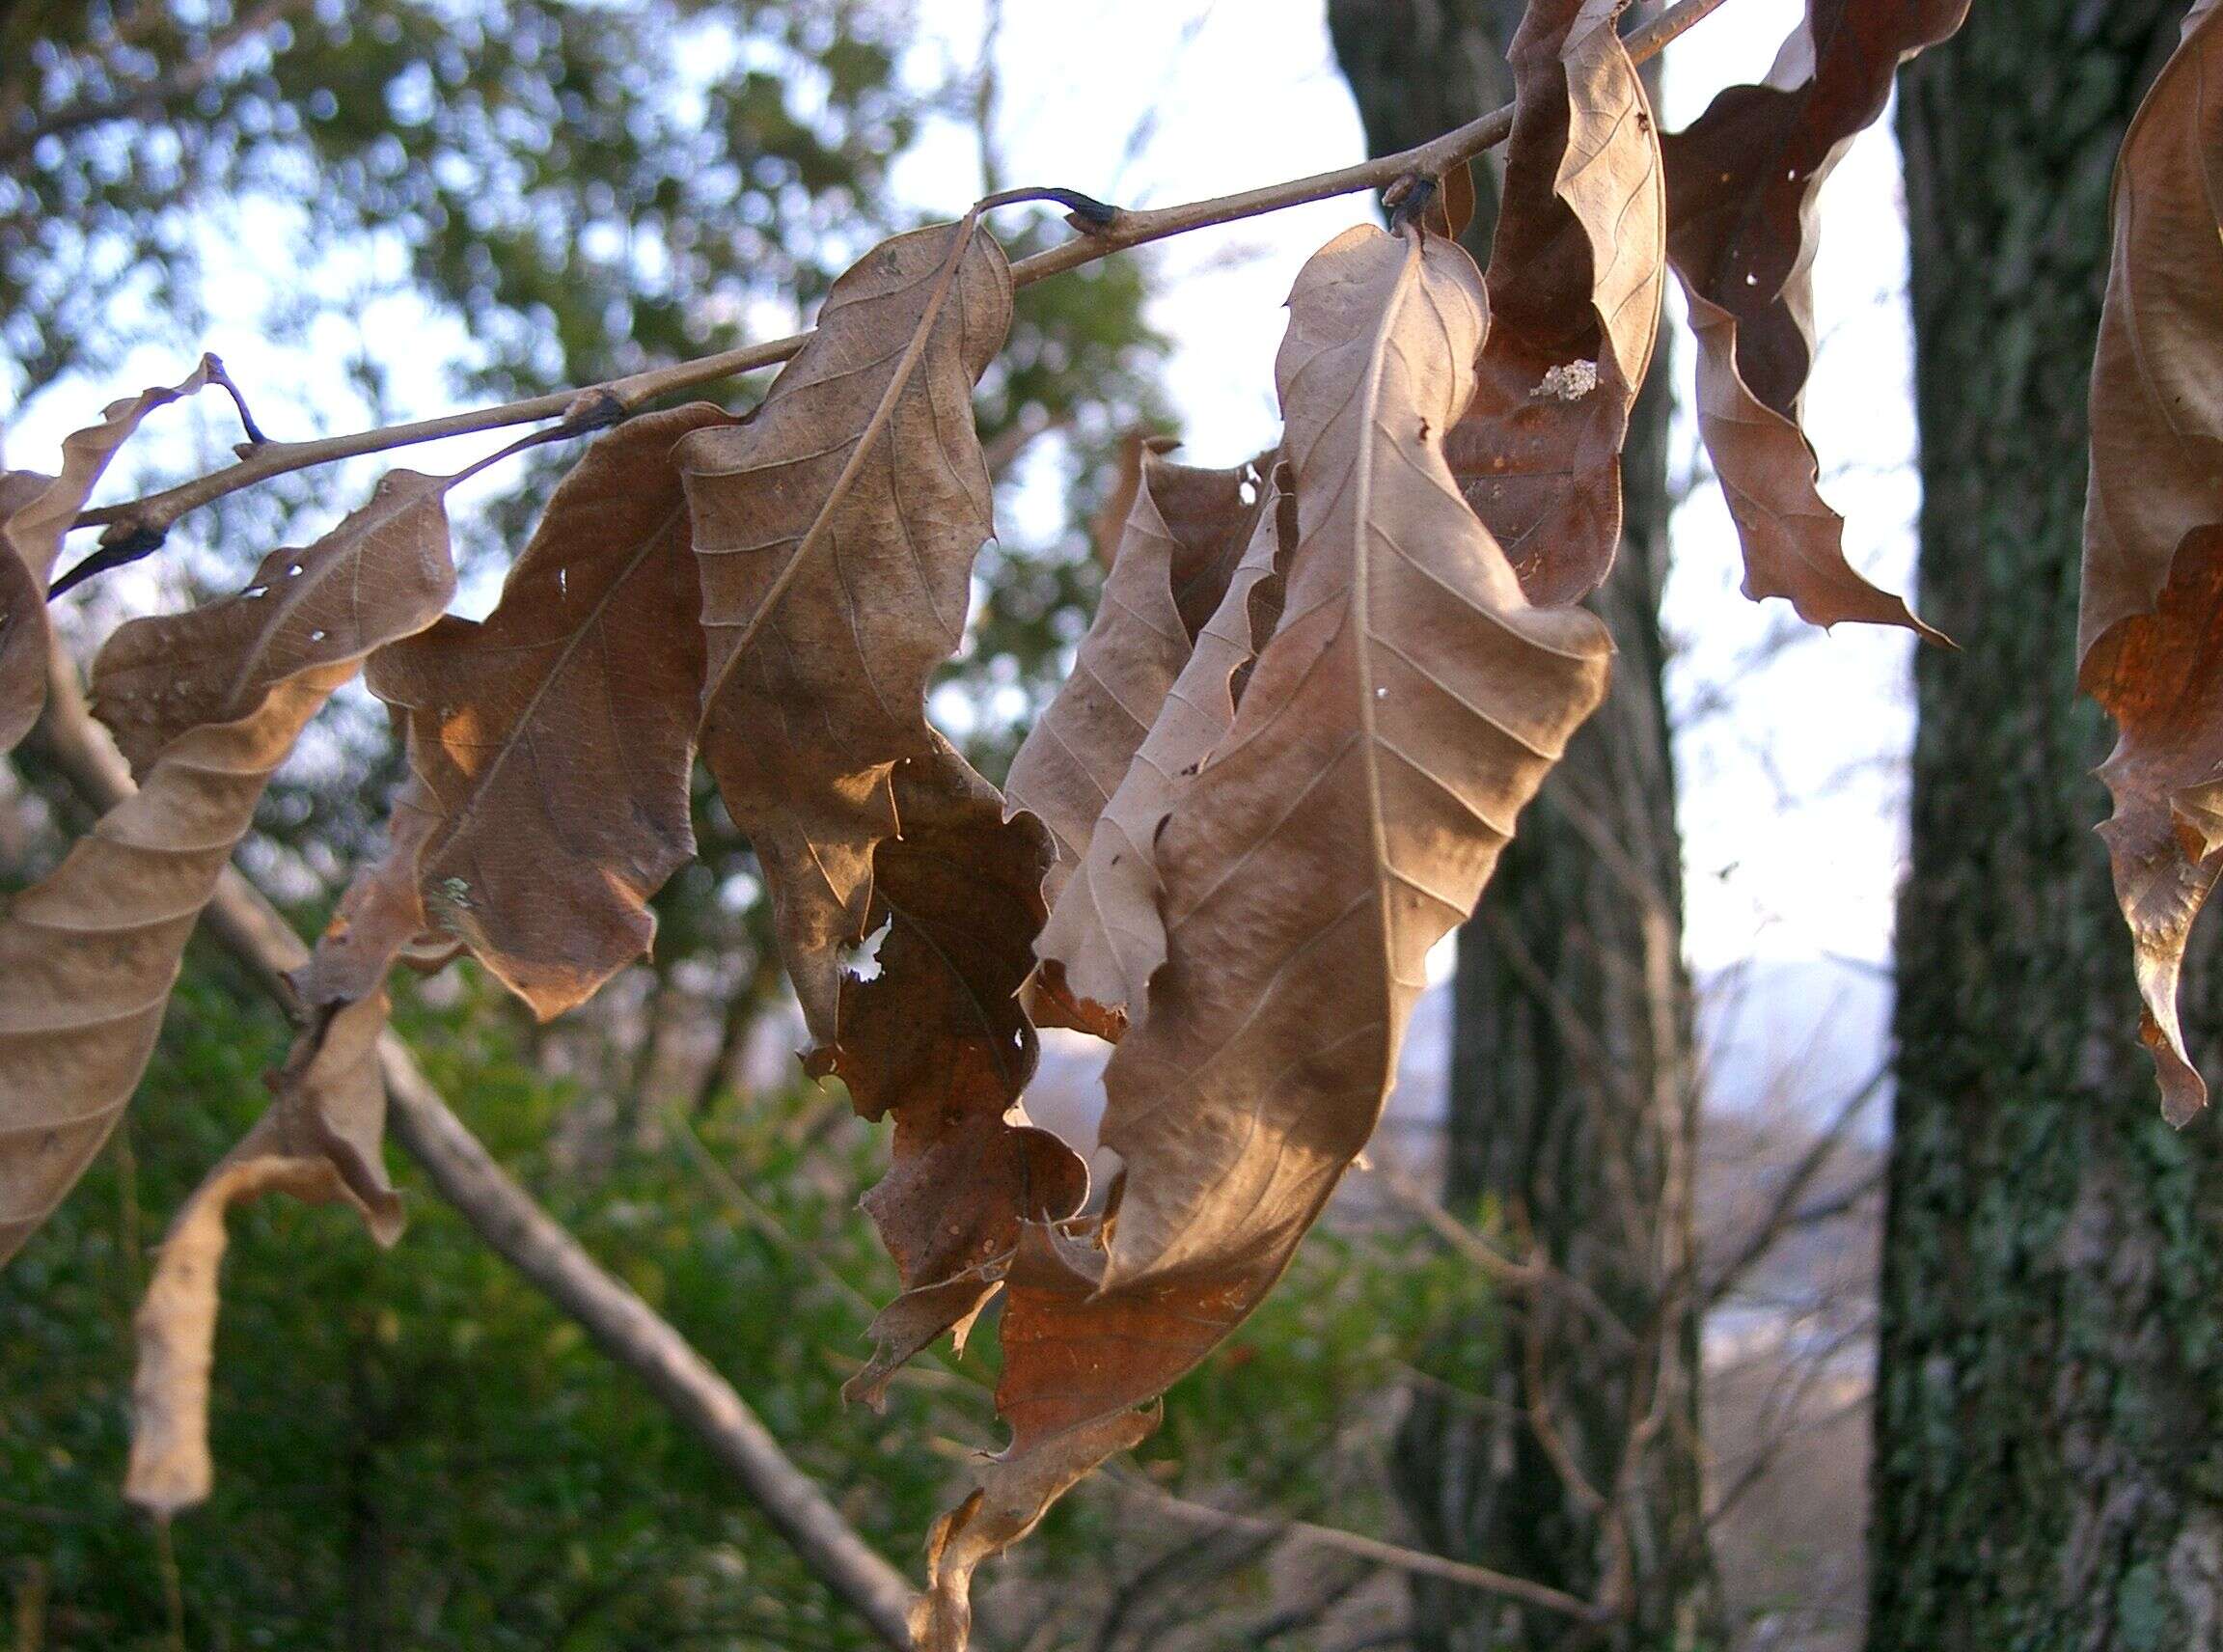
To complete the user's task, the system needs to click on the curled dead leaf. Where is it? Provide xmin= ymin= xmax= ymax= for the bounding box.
xmin=1029 ymin=471 xmax=1293 ymax=1040
xmin=1005 ymin=444 xmax=1269 ymax=912
xmin=126 ymin=991 xmax=398 ymax=1515
xmin=1445 ymin=0 xmax=1665 ymax=606
xmin=1660 ymin=0 xmax=1964 ymax=640
xmin=0 ymin=357 xmax=221 ymax=752
xmin=1 ymin=469 xmax=454 ymax=1268
xmin=0 ymin=663 xmax=356 ymax=1266
xmin=2078 ymin=2 xmax=2223 ymax=1122
xmin=95 ymin=469 xmax=458 ymax=773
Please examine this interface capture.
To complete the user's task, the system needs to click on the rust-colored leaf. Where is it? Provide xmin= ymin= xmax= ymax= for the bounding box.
xmin=915 ymin=223 xmax=1611 ymax=1645
xmin=1660 ymin=0 xmax=1964 ymax=640
xmin=1444 ymin=0 xmax=1665 ymax=606
xmin=0 ymin=357 xmax=219 ymax=751
xmin=0 ymin=475 xmax=453 ymax=1266
xmin=362 ymin=404 xmax=732 ymax=1018
xmin=1005 ymin=445 xmax=1268 ymax=909
xmin=2078 ymin=3 xmax=2223 ymax=1124
xmin=1029 ymin=472 xmax=1292 ymax=1039
xmin=680 ymin=220 xmax=1013 ymax=1043
xmin=125 ymin=992 xmax=397 ymax=1514
xmin=831 ymin=740 xmax=1089 ymax=1405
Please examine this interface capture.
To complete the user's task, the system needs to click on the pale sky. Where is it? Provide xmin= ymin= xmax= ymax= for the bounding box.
xmin=7 ymin=0 xmax=1919 ymax=977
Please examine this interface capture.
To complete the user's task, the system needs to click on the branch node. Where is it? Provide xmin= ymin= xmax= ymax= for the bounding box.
xmin=562 ymin=387 xmax=628 ymax=434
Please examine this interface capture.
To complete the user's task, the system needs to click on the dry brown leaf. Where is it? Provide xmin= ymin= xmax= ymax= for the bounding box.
xmin=914 ymin=223 xmax=1612 ymax=1646
xmin=1005 ymin=445 xmax=1268 ymax=907
xmin=912 ymin=1221 xmax=1162 ymax=1652
xmin=1660 ymin=0 xmax=1963 ymax=641
xmin=0 ymin=357 xmax=219 ymax=751
xmin=95 ymin=469 xmax=458 ymax=773
xmin=0 ymin=472 xmax=454 ymax=1267
xmin=292 ymin=807 xmax=448 ymax=1013
xmin=1444 ymin=0 xmax=1664 ymax=606
xmin=829 ymin=740 xmax=1089 ymax=1405
xmin=125 ymin=991 xmax=398 ymax=1515
xmin=2078 ymin=2 xmax=2223 ymax=1124
xmin=679 ymin=219 xmax=1012 ymax=1042
xmin=1029 ymin=472 xmax=1292 ymax=1039
xmin=0 ymin=663 xmax=354 ymax=1266
xmin=0 ymin=470 xmax=53 ymax=753
xmin=361 ymin=404 xmax=733 ymax=1019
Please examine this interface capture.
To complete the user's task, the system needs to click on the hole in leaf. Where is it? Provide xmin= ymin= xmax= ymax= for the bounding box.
xmin=843 ymin=915 xmax=892 ymax=983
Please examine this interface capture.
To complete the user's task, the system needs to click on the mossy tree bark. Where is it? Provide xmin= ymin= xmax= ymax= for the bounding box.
xmin=1327 ymin=5 xmax=1715 ymax=1645
xmin=1875 ymin=6 xmax=2223 ymax=1649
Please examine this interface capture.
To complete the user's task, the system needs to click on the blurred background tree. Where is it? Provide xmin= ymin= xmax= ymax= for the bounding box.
xmin=1873 ymin=6 xmax=2223 ymax=1647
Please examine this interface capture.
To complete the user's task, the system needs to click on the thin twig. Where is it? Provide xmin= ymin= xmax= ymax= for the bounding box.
xmin=63 ymin=0 xmax=1735 ymax=549
xmin=1702 ymin=1064 xmax=1886 ymax=1308
xmin=1110 ymin=1477 xmax=1607 ymax=1625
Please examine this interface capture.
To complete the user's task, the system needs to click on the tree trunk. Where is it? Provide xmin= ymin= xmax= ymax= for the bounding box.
xmin=1327 ymin=6 xmax=1715 ymax=1645
xmin=1874 ymin=8 xmax=2223 ymax=1650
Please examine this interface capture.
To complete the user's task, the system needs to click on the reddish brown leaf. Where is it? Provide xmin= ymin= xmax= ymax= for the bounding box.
xmin=832 ymin=740 xmax=1089 ymax=1405
xmin=680 ymin=220 xmax=1013 ymax=1043
xmin=2079 ymin=3 xmax=2223 ymax=1123
xmin=1444 ymin=0 xmax=1665 ymax=606
xmin=361 ymin=404 xmax=733 ymax=1019
xmin=1660 ymin=0 xmax=1964 ymax=640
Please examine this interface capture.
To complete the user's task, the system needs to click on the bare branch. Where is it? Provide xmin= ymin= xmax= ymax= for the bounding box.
xmin=1109 ymin=1476 xmax=1609 ymax=1625
xmin=1703 ymin=1064 xmax=1887 ymax=1307
xmin=60 ymin=0 xmax=1735 ymax=551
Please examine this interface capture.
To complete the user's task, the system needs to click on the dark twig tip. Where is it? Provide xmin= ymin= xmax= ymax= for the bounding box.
xmin=978 ymin=185 xmax=1122 ymax=230
xmin=49 ymin=525 xmax=168 ymax=600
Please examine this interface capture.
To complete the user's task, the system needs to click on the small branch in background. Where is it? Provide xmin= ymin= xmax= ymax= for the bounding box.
xmin=1703 ymin=1064 xmax=1886 ymax=1308
xmin=1370 ymin=1149 xmax=1636 ymax=1354
xmin=1108 ymin=1476 xmax=1609 ymax=1625
xmin=0 ymin=0 xmax=315 ymax=166
xmin=980 ymin=405 xmax=1068 ymax=484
